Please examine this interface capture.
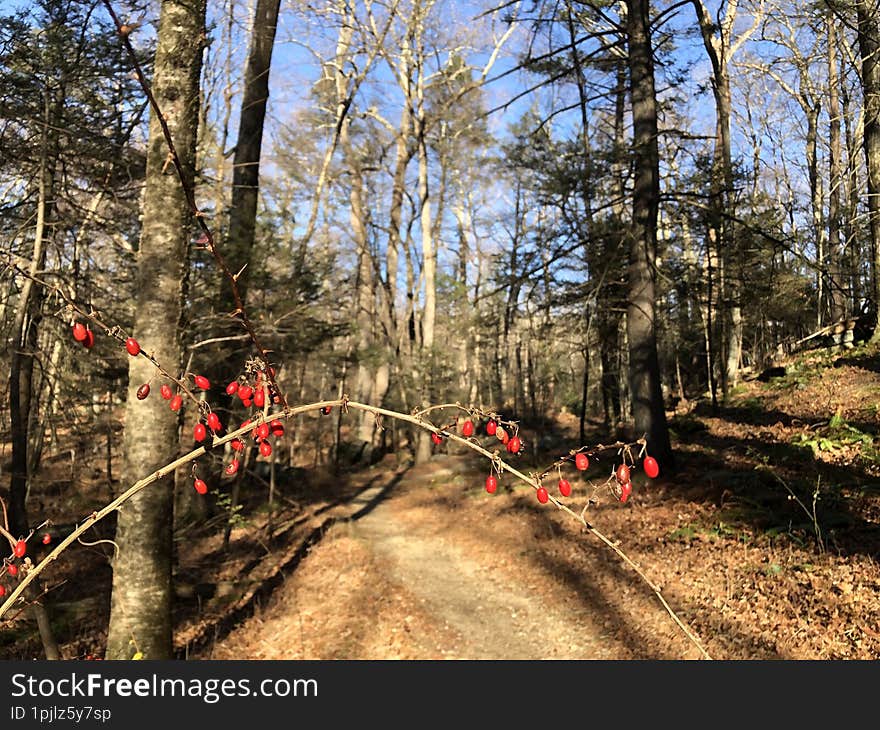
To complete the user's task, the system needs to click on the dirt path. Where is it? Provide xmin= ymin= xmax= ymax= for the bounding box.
xmin=201 ymin=457 xmax=648 ymax=660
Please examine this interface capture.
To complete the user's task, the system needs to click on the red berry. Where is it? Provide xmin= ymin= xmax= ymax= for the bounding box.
xmin=125 ymin=337 xmax=140 ymax=356
xmin=431 ymin=432 xmax=442 ymax=445
xmin=238 ymin=385 xmax=254 ymax=401
xmin=253 ymin=387 xmax=265 ymax=408
xmin=558 ymin=478 xmax=572 ymax=497
xmin=169 ymin=395 xmax=183 ymax=412
xmin=160 ymin=384 xmax=172 ymax=400
xmin=485 ymin=475 xmax=498 ymax=494
xmin=82 ymin=329 xmax=95 ymax=349
xmin=536 ymin=486 xmax=549 ymax=504
xmin=643 ymin=456 xmax=660 ymax=479
xmin=6 ymin=564 xmax=17 ymax=577
xmin=259 ymin=440 xmax=272 ymax=457
xmin=72 ymin=322 xmax=87 ymax=342
xmin=616 ymin=463 xmax=631 ymax=484
xmin=226 ymin=381 xmax=239 ymax=396
xmin=575 ymin=453 xmax=589 ymax=470
xmin=13 ymin=540 xmax=26 ymax=558
xmin=193 ymin=478 xmax=208 ymax=495
xmin=619 ymin=481 xmax=632 ymax=503
xmin=507 ymin=436 xmax=521 ymax=454
xmin=193 ymin=375 xmax=210 ymax=390
xmin=0 ymin=585 xmax=5 ymax=598
xmin=461 ymin=420 xmax=474 ymax=437
xmin=321 ymin=406 xmax=332 ymax=415
xmin=207 ymin=412 xmax=222 ymax=432
xmin=136 ymin=383 xmax=151 ymax=400
xmin=225 ymin=459 xmax=240 ymax=476
xmin=500 ymin=430 xmax=509 ymax=445
xmin=231 ymin=438 xmax=244 ymax=451
xmin=193 ymin=422 xmax=207 ymax=442
xmin=485 ymin=419 xmax=497 ymax=436
xmin=242 ymin=398 xmax=253 ymax=408
xmin=256 ymin=423 xmax=270 ymax=440
xmin=41 ymin=533 xmax=51 ymax=545
xmin=270 ymin=419 xmax=284 ymax=437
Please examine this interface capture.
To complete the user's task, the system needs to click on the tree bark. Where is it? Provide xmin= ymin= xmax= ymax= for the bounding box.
xmin=625 ymin=0 xmax=674 ymax=469
xmin=105 ymin=0 xmax=206 ymax=660
xmin=855 ymin=0 xmax=880 ymax=342
xmin=827 ymin=11 xmax=847 ymax=335
xmin=219 ymin=0 xmax=281 ymax=310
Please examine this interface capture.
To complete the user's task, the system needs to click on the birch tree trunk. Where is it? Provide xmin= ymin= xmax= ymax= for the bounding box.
xmin=105 ymin=0 xmax=206 ymax=660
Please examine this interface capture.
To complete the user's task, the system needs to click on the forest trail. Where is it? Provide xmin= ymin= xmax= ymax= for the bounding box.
xmin=198 ymin=456 xmax=685 ymax=660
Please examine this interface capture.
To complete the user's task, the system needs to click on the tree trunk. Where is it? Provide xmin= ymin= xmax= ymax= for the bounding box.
xmin=414 ymin=112 xmax=435 ymax=465
xmin=219 ymin=0 xmax=280 ymax=310
xmin=105 ymin=0 xmax=206 ymax=660
xmin=7 ymin=88 xmax=61 ymax=660
xmin=625 ymin=0 xmax=674 ymax=470
xmin=827 ymin=11 xmax=847 ymax=337
xmin=856 ymin=0 xmax=880 ymax=342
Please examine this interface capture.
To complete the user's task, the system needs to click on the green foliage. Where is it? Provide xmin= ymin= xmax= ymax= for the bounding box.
xmin=214 ymin=491 xmax=246 ymax=531
xmin=792 ymin=417 xmax=879 ymax=463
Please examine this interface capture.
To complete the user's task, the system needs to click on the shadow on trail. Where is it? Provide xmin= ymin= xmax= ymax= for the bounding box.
xmin=657 ymin=423 xmax=880 ymax=561
xmin=175 ymin=469 xmax=405 ymax=659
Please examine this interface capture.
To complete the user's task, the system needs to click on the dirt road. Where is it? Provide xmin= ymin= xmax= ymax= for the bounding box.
xmin=201 ymin=456 xmax=698 ymax=660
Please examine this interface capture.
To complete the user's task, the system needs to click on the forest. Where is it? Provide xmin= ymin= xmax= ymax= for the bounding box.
xmin=1 ymin=0 xmax=880 ymax=661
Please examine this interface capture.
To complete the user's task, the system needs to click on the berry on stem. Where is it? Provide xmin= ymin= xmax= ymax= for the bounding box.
xmin=226 ymin=381 xmax=239 ymax=396
xmin=193 ymin=422 xmax=207 ymax=442
xmin=256 ymin=423 xmax=270 ymax=440
xmin=136 ymin=383 xmax=151 ymax=400
xmin=169 ymin=395 xmax=182 ymax=412
xmin=225 ymin=459 xmax=240 ymax=476
xmin=558 ymin=478 xmax=572 ymax=497
xmin=193 ymin=478 xmax=208 ymax=495
xmin=269 ymin=419 xmax=284 ymax=437
xmin=536 ymin=486 xmax=549 ymax=504
xmin=253 ymin=387 xmax=265 ymax=408
xmin=160 ymin=384 xmax=172 ymax=400
xmin=507 ymin=435 xmax=521 ymax=454
xmin=72 ymin=322 xmax=87 ymax=342
xmin=616 ymin=463 xmax=631 ymax=484
xmin=431 ymin=432 xmax=442 ymax=445
xmin=619 ymin=481 xmax=632 ymax=503
xmin=231 ymin=438 xmax=244 ymax=452
xmin=13 ymin=540 xmax=26 ymax=558
xmin=259 ymin=440 xmax=272 ymax=457
xmin=485 ymin=475 xmax=498 ymax=494
xmin=575 ymin=453 xmax=589 ymax=470
xmin=461 ymin=420 xmax=474 ymax=437
xmin=82 ymin=329 xmax=95 ymax=349
xmin=643 ymin=456 xmax=660 ymax=479
xmin=6 ymin=564 xmax=17 ymax=577
xmin=320 ymin=406 xmax=332 ymax=415
xmin=0 ymin=585 xmax=5 ymax=598
xmin=207 ymin=412 xmax=222 ymax=432
xmin=41 ymin=533 xmax=51 ymax=545
xmin=125 ymin=337 xmax=140 ymax=356
xmin=485 ymin=419 xmax=497 ymax=436
xmin=193 ymin=375 xmax=210 ymax=390
xmin=238 ymin=385 xmax=254 ymax=401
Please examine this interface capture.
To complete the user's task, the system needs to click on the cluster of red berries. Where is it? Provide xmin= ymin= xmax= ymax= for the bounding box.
xmin=483 ymin=434 xmax=661 ymax=506
xmin=0 ymin=537 xmax=38 ymax=599
xmin=484 ymin=419 xmax=524 ymax=455
xmin=225 ymin=367 xmax=280 ymax=410
xmin=71 ymin=321 xmax=95 ymax=349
